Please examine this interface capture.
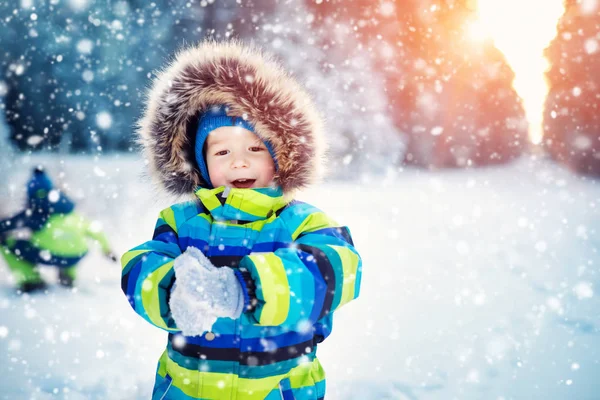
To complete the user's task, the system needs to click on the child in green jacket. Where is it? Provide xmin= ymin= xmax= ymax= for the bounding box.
xmin=0 ymin=166 xmax=116 ymax=292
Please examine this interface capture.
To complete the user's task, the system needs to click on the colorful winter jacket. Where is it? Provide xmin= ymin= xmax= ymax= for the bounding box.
xmin=124 ymin=40 xmax=362 ymax=399
xmin=121 ymin=186 xmax=361 ymax=399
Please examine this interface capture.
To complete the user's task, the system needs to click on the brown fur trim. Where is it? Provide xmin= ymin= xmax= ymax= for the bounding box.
xmin=137 ymin=40 xmax=327 ymax=197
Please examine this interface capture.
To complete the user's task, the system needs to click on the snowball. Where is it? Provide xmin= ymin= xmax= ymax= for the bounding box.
xmin=48 ymin=189 xmax=60 ymax=203
xmin=573 ymin=135 xmax=592 ymax=150
xmin=76 ymin=39 xmax=94 ymax=54
xmin=379 ymin=2 xmax=395 ymax=16
xmin=584 ymin=38 xmax=598 ymax=54
xmin=82 ymin=70 xmax=94 ymax=82
xmin=88 ymin=220 xmax=103 ymax=233
xmin=67 ymin=0 xmax=90 ymax=12
xmin=546 ymin=297 xmax=562 ymax=313
xmin=25 ymin=308 xmax=37 ymax=319
xmin=259 ymin=338 xmax=278 ymax=352
xmin=580 ymin=0 xmax=598 ymax=14
xmin=39 ymin=249 xmax=52 ymax=262
xmin=172 ymin=334 xmax=186 ymax=349
xmin=431 ymin=126 xmax=444 ymax=136
xmin=573 ymin=282 xmax=593 ymax=299
xmin=466 ymin=369 xmax=479 ymax=383
xmin=27 ymin=135 xmax=44 ymax=146
xmin=296 ymin=319 xmax=312 ymax=334
xmin=96 ymin=112 xmax=113 ymax=130
xmin=111 ymin=20 xmax=123 ymax=31
xmin=60 ymin=331 xmax=70 ymax=343
xmin=93 ymin=166 xmax=106 ymax=177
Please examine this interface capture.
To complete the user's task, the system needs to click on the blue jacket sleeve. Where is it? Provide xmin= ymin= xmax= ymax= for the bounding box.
xmin=237 ymin=203 xmax=362 ymax=328
xmin=120 ymin=207 xmax=182 ymax=332
xmin=0 ymin=211 xmax=28 ymax=234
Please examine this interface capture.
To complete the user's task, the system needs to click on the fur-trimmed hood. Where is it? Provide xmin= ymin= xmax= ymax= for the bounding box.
xmin=137 ymin=40 xmax=327 ymax=197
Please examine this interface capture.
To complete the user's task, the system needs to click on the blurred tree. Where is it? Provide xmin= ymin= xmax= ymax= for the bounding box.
xmin=251 ymin=0 xmax=404 ymax=178
xmin=310 ymin=0 xmax=527 ymax=169
xmin=399 ymin=1 xmax=527 ymax=168
xmin=0 ymin=96 xmax=15 ymax=213
xmin=0 ymin=2 xmax=61 ymax=152
xmin=544 ymin=0 xmax=600 ymax=176
xmin=0 ymin=0 xmax=208 ymax=153
xmin=1 ymin=0 xmax=526 ymax=170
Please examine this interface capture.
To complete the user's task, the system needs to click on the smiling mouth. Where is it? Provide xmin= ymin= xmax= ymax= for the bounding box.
xmin=231 ymin=179 xmax=256 ymax=188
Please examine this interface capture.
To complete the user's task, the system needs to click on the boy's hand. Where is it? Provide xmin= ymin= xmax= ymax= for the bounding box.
xmin=169 ymin=247 xmax=244 ymax=336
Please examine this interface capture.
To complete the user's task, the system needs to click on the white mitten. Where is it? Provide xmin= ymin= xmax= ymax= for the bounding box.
xmin=169 ymin=280 xmax=218 ymax=336
xmin=169 ymin=247 xmax=245 ymax=336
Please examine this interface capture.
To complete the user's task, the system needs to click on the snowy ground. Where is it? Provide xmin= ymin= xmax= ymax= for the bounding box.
xmin=1 ymin=154 xmax=599 ymax=399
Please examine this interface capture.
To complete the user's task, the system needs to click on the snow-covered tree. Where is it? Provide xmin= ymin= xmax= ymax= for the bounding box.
xmin=0 ymin=0 xmax=210 ymax=153
xmin=244 ymin=0 xmax=404 ymax=179
xmin=0 ymin=96 xmax=15 ymax=214
xmin=544 ymin=0 xmax=600 ymax=176
xmin=396 ymin=1 xmax=527 ymax=168
xmin=308 ymin=0 xmax=527 ymax=169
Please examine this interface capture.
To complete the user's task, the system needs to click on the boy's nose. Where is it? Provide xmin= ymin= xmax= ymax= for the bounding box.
xmin=231 ymin=157 xmax=249 ymax=168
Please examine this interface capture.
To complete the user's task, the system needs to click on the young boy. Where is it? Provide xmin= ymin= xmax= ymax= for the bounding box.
xmin=121 ymin=40 xmax=362 ymax=400
xmin=0 ymin=166 xmax=117 ymax=292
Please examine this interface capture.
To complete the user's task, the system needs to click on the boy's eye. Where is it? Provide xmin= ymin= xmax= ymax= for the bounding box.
xmin=250 ymin=146 xmax=264 ymax=152
xmin=215 ymin=150 xmax=229 ymax=156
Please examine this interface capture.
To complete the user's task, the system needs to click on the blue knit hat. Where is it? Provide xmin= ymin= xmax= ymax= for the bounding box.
xmin=27 ymin=166 xmax=53 ymax=199
xmin=194 ymin=105 xmax=277 ymax=188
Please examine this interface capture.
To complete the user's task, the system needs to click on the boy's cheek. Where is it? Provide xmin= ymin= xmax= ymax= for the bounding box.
xmin=206 ymin=163 xmax=224 ymax=185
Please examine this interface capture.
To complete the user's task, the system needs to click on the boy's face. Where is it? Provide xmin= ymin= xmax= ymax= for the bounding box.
xmin=205 ymin=126 xmax=275 ymax=189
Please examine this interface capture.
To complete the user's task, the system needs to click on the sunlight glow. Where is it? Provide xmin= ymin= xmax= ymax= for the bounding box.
xmin=469 ymin=0 xmax=565 ymax=144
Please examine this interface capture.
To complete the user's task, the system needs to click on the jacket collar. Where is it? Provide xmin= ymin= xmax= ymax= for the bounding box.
xmin=194 ymin=186 xmax=289 ymax=222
